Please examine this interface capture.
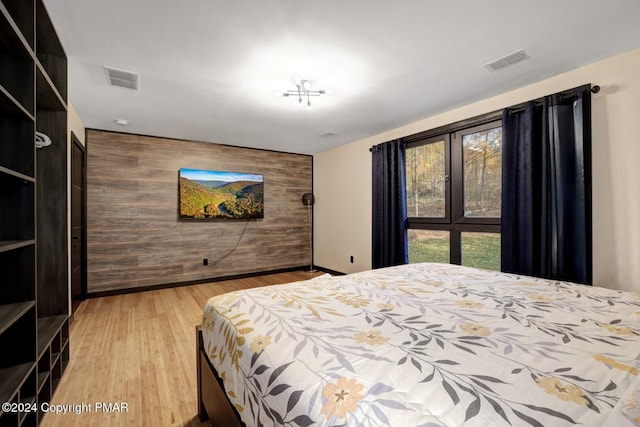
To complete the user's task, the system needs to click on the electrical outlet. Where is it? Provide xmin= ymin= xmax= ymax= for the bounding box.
xmin=203 ymin=258 xmax=208 ymax=266
xmin=350 ymin=256 xmax=354 ymax=263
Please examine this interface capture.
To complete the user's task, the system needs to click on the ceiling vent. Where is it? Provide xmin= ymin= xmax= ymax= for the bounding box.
xmin=484 ymin=49 xmax=530 ymax=72
xmin=104 ymin=66 xmax=139 ymax=90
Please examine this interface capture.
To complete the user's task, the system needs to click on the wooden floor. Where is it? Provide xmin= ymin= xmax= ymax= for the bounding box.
xmin=41 ymin=271 xmax=322 ymax=427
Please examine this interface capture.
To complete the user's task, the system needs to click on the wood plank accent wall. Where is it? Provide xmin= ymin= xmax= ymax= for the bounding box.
xmin=86 ymin=129 xmax=313 ymax=293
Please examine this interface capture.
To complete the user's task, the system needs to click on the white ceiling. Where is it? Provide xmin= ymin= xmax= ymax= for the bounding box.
xmin=44 ymin=0 xmax=640 ymax=155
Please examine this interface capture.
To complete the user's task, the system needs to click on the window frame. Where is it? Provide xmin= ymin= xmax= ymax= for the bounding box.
xmin=405 ymin=113 xmax=502 ymax=267
xmin=405 ymin=134 xmax=451 ymax=224
xmin=452 ymin=121 xmax=503 ymax=226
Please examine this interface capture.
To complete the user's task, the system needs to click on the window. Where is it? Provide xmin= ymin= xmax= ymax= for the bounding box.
xmin=405 ymin=119 xmax=502 ymax=270
xmin=408 ymin=230 xmax=450 ymax=264
xmin=406 ymin=138 xmax=448 ymax=218
xmin=461 ymin=232 xmax=500 ymax=271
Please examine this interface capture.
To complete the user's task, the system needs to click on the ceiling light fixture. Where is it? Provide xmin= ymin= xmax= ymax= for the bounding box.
xmin=282 ymin=75 xmax=326 ymax=108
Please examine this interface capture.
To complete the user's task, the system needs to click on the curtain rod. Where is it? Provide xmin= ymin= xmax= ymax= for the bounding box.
xmin=507 ymin=84 xmax=600 ymax=115
xmin=369 ymin=139 xmax=403 ymax=152
xmin=370 ymin=84 xmax=600 ymax=150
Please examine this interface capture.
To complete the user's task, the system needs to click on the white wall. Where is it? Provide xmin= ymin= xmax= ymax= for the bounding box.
xmin=68 ymin=102 xmax=86 ymax=146
xmin=314 ymin=47 xmax=640 ymax=293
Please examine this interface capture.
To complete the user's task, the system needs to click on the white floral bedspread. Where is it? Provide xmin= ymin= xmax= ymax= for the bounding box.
xmin=201 ymin=263 xmax=640 ymax=426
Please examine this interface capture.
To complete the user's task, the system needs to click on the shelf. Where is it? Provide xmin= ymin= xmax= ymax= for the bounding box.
xmin=36 ymin=371 xmax=48 ymax=393
xmin=36 ymin=315 xmax=67 ymax=358
xmin=19 ymin=410 xmax=29 ymax=425
xmin=36 ymin=61 xmax=66 ymax=112
xmin=0 ymin=5 xmax=36 ymax=116
xmin=0 ymin=362 xmax=34 ymax=405
xmin=19 ymin=395 xmax=36 ymax=424
xmin=0 ymin=3 xmax=35 ymax=59
xmin=21 ymin=411 xmax=37 ymax=426
xmin=35 ymin=0 xmax=66 ymax=104
xmin=0 ymin=112 xmax=35 ymax=177
xmin=35 ymin=1 xmax=64 ymax=58
xmin=0 ymin=0 xmax=35 ymax=49
xmin=0 ymin=84 xmax=35 ymax=120
xmin=20 ymin=395 xmax=36 ymax=405
xmin=0 ymin=166 xmax=35 ymax=183
xmin=0 ymin=245 xmax=35 ymax=303
xmin=0 ymin=174 xmax=35 ymax=242
xmin=1 ymin=0 xmax=70 ymax=422
xmin=0 ymin=239 xmax=35 ymax=254
xmin=51 ymin=377 xmax=60 ymax=394
xmin=18 ymin=366 xmax=37 ymax=425
xmin=0 ymin=301 xmax=35 ymax=334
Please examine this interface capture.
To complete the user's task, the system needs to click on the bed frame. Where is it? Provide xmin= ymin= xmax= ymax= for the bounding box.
xmin=196 ymin=325 xmax=245 ymax=426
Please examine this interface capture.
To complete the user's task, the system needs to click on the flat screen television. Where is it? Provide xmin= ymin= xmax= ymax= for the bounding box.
xmin=179 ymin=168 xmax=264 ymax=219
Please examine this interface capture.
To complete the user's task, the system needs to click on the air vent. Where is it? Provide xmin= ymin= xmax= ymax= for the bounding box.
xmin=484 ymin=49 xmax=530 ymax=72
xmin=104 ymin=66 xmax=139 ymax=90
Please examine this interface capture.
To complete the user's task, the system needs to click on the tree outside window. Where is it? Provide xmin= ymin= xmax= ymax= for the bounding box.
xmin=405 ymin=120 xmax=501 ymax=271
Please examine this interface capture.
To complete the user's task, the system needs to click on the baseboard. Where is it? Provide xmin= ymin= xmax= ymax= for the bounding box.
xmin=314 ymin=266 xmax=346 ymax=276
xmin=87 ymin=266 xmax=310 ymax=298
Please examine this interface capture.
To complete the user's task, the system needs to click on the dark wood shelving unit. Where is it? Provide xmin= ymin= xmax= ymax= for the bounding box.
xmin=0 ymin=240 xmax=35 ymax=253
xmin=1 ymin=0 xmax=69 ymax=425
xmin=36 ymin=316 xmax=67 ymax=358
xmin=36 ymin=371 xmax=48 ymax=394
xmin=0 ymin=165 xmax=34 ymax=181
xmin=0 ymin=86 xmax=34 ymax=120
xmin=0 ymin=363 xmax=34 ymax=404
xmin=0 ymin=302 xmax=35 ymax=334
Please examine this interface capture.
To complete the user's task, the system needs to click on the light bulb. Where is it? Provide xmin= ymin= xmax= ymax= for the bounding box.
xmin=302 ymin=80 xmax=311 ymax=91
xmin=293 ymin=75 xmax=302 ymax=85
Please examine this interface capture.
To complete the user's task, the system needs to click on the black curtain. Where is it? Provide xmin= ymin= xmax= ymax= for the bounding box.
xmin=501 ymin=86 xmax=592 ymax=284
xmin=372 ymin=139 xmax=408 ymax=268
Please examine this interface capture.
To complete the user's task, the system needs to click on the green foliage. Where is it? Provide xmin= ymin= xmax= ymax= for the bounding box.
xmin=409 ymin=235 xmax=450 ymax=264
xmin=461 ymin=233 xmax=501 ymax=270
xmin=409 ymin=233 xmax=500 ymax=271
xmin=180 ymin=178 xmax=264 ymax=219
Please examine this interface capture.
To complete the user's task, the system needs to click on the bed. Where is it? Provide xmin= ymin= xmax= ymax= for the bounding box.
xmin=197 ymin=263 xmax=640 ymax=426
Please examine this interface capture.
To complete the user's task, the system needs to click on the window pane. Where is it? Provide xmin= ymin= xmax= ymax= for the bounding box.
xmin=408 ymin=230 xmax=450 ymax=264
xmin=462 ymin=127 xmax=502 ymax=217
xmin=406 ymin=140 xmax=446 ymax=217
xmin=461 ymin=232 xmax=500 ymax=271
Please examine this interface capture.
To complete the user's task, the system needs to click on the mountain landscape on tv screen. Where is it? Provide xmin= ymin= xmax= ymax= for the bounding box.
xmin=180 ymin=177 xmax=264 ymax=219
